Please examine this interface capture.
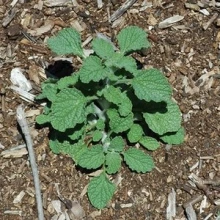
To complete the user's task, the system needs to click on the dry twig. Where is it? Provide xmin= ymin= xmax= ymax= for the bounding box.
xmin=110 ymin=0 xmax=137 ymax=22
xmin=16 ymin=105 xmax=44 ymax=220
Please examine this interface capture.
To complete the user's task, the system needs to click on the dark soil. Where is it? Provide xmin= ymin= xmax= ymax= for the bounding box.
xmin=0 ymin=0 xmax=220 ymax=219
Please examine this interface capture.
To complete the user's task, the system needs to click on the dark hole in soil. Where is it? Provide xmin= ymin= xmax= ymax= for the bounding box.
xmin=45 ymin=60 xmax=74 ymax=79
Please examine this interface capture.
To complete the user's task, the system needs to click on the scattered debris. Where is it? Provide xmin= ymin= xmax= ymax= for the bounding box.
xmin=110 ymin=0 xmax=137 ymax=22
xmin=166 ymin=188 xmax=176 ymax=220
xmin=1 ymin=144 xmax=28 ymax=158
xmin=158 ymin=15 xmax=184 ymax=29
xmin=10 ymin=68 xmax=32 ymax=92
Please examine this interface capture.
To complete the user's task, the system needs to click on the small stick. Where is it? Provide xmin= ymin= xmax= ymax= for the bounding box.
xmin=110 ymin=0 xmax=137 ymax=22
xmin=203 ymin=13 xmax=218 ymax=30
xmin=16 ymin=105 xmax=44 ymax=220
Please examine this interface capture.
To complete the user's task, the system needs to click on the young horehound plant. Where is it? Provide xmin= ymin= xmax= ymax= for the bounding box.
xmin=36 ymin=26 xmax=184 ymax=209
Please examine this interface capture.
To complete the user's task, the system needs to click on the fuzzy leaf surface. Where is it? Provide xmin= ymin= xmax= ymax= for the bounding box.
xmin=78 ymin=145 xmax=105 ymax=169
xmin=36 ymin=83 xmax=58 ymax=102
xmin=123 ymin=148 xmax=154 ymax=173
xmin=107 ymin=109 xmax=133 ymax=133
xmin=47 ymin=28 xmax=84 ymax=57
xmin=67 ymin=124 xmax=85 ymax=141
xmin=92 ymin=130 xmax=103 ymax=142
xmin=57 ymin=74 xmax=79 ymax=89
xmin=50 ymin=88 xmax=87 ymax=132
xmin=143 ymin=100 xmax=181 ymax=135
xmin=36 ymin=114 xmax=51 ymax=125
xmin=139 ymin=136 xmax=160 ymax=151
xmin=105 ymin=152 xmax=121 ymax=174
xmin=79 ymin=56 xmax=108 ymax=83
xmin=103 ymin=86 xmax=132 ymax=116
xmin=127 ymin=124 xmax=143 ymax=143
xmin=95 ymin=119 xmax=105 ymax=130
xmin=132 ymin=69 xmax=172 ymax=102
xmin=108 ymin=136 xmax=125 ymax=152
xmin=88 ymin=172 xmax=116 ymax=209
xmin=160 ymin=127 xmax=185 ymax=144
xmin=105 ymin=53 xmax=137 ymax=73
xmin=92 ymin=38 xmax=115 ymax=59
xmin=117 ymin=26 xmax=150 ymax=54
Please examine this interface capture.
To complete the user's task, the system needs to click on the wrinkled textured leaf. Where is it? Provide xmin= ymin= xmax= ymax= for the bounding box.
xmin=117 ymin=26 xmax=150 ymax=54
xmin=123 ymin=148 xmax=154 ymax=173
xmin=88 ymin=172 xmax=116 ymax=209
xmin=50 ymin=88 xmax=87 ymax=132
xmin=68 ymin=124 xmax=85 ymax=141
xmin=127 ymin=124 xmax=143 ymax=143
xmin=57 ymin=74 xmax=79 ymax=90
xmin=105 ymin=52 xmax=137 ymax=73
xmin=78 ymin=145 xmax=105 ymax=169
xmin=108 ymin=136 xmax=125 ymax=152
xmin=107 ymin=109 xmax=133 ymax=133
xmin=105 ymin=152 xmax=121 ymax=174
xmin=132 ymin=69 xmax=172 ymax=102
xmin=92 ymin=38 xmax=115 ymax=59
xmin=139 ymin=136 xmax=160 ymax=151
xmin=103 ymin=86 xmax=132 ymax=116
xmin=160 ymin=127 xmax=185 ymax=144
xmin=36 ymin=83 xmax=58 ymax=102
xmin=92 ymin=130 xmax=103 ymax=142
xmin=79 ymin=56 xmax=108 ymax=83
xmin=143 ymin=100 xmax=181 ymax=135
xmin=95 ymin=119 xmax=105 ymax=130
xmin=36 ymin=114 xmax=50 ymax=125
xmin=47 ymin=28 xmax=84 ymax=57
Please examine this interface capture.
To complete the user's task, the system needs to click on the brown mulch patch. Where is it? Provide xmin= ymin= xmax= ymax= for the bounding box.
xmin=0 ymin=0 xmax=220 ymax=219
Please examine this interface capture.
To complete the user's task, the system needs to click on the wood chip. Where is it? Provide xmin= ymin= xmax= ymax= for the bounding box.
xmin=2 ymin=8 xmax=18 ymax=27
xmin=110 ymin=0 xmax=137 ymax=22
xmin=158 ymin=15 xmax=184 ymax=29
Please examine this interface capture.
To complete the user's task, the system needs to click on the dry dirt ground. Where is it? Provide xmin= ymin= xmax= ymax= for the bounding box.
xmin=0 ymin=0 xmax=220 ymax=219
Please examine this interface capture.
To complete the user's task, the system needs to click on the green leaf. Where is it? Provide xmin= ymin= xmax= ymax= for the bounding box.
xmin=67 ymin=124 xmax=85 ymax=141
xmin=96 ymin=119 xmax=105 ymax=130
xmin=127 ymin=124 xmax=143 ymax=143
xmin=139 ymin=136 xmax=160 ymax=151
xmin=57 ymin=74 xmax=79 ymax=90
xmin=108 ymin=136 xmax=125 ymax=152
xmin=88 ymin=172 xmax=116 ymax=209
xmin=49 ymin=138 xmax=72 ymax=154
xmin=79 ymin=56 xmax=108 ymax=83
xmin=36 ymin=83 xmax=58 ymax=102
xmin=103 ymin=86 xmax=132 ymax=116
xmin=49 ymin=131 xmax=72 ymax=154
xmin=68 ymin=141 xmax=87 ymax=162
xmin=36 ymin=114 xmax=51 ymax=125
xmin=50 ymin=88 xmax=87 ymax=132
xmin=92 ymin=38 xmax=115 ymax=59
xmin=105 ymin=152 xmax=121 ymax=174
xmin=92 ymin=130 xmax=103 ymax=142
xmin=107 ymin=109 xmax=133 ymax=133
xmin=49 ymin=130 xmax=87 ymax=160
xmin=78 ymin=145 xmax=105 ymax=169
xmin=117 ymin=26 xmax=150 ymax=54
xmin=123 ymin=148 xmax=154 ymax=173
xmin=47 ymin=28 xmax=84 ymax=57
xmin=105 ymin=52 xmax=137 ymax=73
xmin=132 ymin=69 xmax=172 ymax=102
xmin=160 ymin=127 xmax=185 ymax=145
xmin=143 ymin=100 xmax=182 ymax=135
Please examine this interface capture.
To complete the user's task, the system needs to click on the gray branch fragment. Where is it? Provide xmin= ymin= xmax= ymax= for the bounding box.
xmin=2 ymin=7 xmax=17 ymax=27
xmin=16 ymin=105 xmax=44 ymax=220
xmin=110 ymin=0 xmax=137 ymax=22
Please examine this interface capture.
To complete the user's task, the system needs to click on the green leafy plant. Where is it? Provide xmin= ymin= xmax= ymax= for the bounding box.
xmin=36 ymin=26 xmax=184 ymax=209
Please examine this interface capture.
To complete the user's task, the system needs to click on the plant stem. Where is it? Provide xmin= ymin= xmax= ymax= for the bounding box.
xmin=16 ymin=105 xmax=44 ymax=220
xmin=113 ymin=78 xmax=132 ymax=85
